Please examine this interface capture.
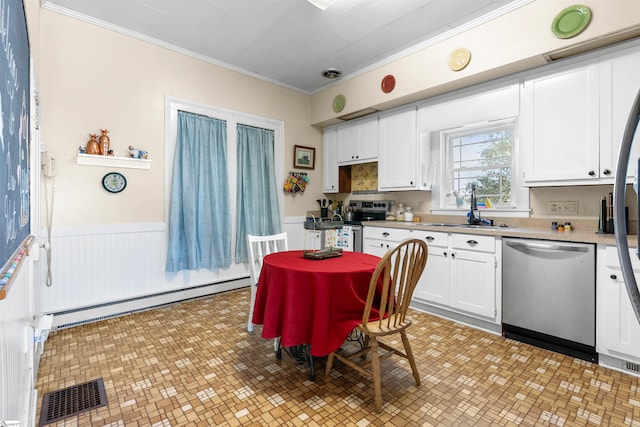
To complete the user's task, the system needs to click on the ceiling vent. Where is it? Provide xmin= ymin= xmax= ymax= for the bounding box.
xmin=322 ymin=68 xmax=343 ymax=79
xmin=338 ymin=108 xmax=378 ymax=121
xmin=544 ymin=26 xmax=640 ymax=62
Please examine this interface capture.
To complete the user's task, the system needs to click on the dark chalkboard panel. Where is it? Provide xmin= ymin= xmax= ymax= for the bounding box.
xmin=0 ymin=0 xmax=30 ymax=272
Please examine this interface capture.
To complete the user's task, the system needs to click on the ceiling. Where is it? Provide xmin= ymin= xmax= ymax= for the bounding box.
xmin=41 ymin=0 xmax=527 ymax=94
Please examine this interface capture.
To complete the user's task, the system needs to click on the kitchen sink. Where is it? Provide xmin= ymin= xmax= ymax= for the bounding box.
xmin=458 ymin=224 xmax=509 ymax=229
xmin=415 ymin=223 xmax=508 ymax=230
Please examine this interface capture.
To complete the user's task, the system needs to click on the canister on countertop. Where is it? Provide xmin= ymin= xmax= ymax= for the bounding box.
xmin=565 ymin=222 xmax=572 ymax=231
xmin=386 ymin=202 xmax=397 ymax=221
xmin=404 ymin=206 xmax=414 ymax=222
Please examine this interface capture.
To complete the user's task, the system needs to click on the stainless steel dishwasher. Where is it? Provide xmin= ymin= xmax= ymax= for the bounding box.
xmin=502 ymin=238 xmax=597 ymax=362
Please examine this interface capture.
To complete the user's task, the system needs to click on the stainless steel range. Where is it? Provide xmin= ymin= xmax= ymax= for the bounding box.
xmin=345 ymin=200 xmax=394 ymax=252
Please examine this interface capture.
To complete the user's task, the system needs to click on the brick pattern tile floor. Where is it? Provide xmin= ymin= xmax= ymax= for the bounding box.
xmin=36 ymin=288 xmax=640 ymax=426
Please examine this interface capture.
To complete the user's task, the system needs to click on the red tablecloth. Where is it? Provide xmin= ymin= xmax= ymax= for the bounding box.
xmin=252 ymin=250 xmax=381 ymax=357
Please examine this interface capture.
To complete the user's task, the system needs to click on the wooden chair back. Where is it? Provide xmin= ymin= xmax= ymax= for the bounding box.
xmin=362 ymin=238 xmax=428 ymax=331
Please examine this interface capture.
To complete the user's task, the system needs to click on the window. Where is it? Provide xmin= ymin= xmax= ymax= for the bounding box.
xmin=442 ymin=120 xmax=516 ymax=210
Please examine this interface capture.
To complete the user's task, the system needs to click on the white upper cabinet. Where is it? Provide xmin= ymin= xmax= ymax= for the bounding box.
xmin=322 ymin=127 xmax=338 ymax=193
xmin=336 ymin=116 xmax=378 ymax=164
xmin=521 ymin=42 xmax=640 ymax=185
xmin=377 ymin=107 xmax=427 ymax=191
xmin=521 ymin=60 xmax=600 ymax=184
xmin=599 ymin=44 xmax=640 ymax=182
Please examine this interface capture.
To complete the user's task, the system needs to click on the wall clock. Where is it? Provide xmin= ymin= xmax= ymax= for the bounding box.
xmin=102 ymin=172 xmax=127 ymax=193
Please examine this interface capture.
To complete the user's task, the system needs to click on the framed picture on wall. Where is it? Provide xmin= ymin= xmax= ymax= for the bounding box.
xmin=294 ymin=145 xmax=315 ymax=169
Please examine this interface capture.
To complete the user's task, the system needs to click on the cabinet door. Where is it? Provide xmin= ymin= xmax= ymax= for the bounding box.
xmin=600 ymin=45 xmax=640 ymax=182
xmin=357 ymin=117 xmax=379 ymax=161
xmin=522 ymin=61 xmax=600 ymax=183
xmin=599 ymin=271 xmax=640 ymax=357
xmin=362 ymin=227 xmax=410 ymax=257
xmin=449 ymin=249 xmax=496 ymax=318
xmin=336 ymin=118 xmax=378 ymax=164
xmin=322 ymin=128 xmax=339 ymax=193
xmin=337 ymin=124 xmax=356 ymax=163
xmin=414 ymin=245 xmax=450 ymax=305
xmin=378 ymin=108 xmax=418 ymax=190
xmin=363 ymin=238 xmax=395 ymax=257
xmin=596 ymin=246 xmax=640 ymax=359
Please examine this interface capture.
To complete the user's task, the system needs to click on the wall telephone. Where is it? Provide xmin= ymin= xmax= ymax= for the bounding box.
xmin=42 ymin=151 xmax=56 ymax=177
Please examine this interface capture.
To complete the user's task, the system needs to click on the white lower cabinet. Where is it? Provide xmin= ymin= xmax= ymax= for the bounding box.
xmin=411 ymin=230 xmax=449 ymax=305
xmin=596 ymin=245 xmax=640 ymax=362
xmin=363 ymin=226 xmax=411 ymax=258
xmin=449 ymin=234 xmax=497 ymax=318
xmin=413 ymin=230 xmax=499 ymax=322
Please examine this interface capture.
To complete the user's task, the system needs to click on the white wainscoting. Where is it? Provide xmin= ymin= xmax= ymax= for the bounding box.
xmin=40 ymin=218 xmax=305 ymax=328
xmin=0 ymin=254 xmax=37 ymax=427
xmin=40 ymin=222 xmax=252 ymax=326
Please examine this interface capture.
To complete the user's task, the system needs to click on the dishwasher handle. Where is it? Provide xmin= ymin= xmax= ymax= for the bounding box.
xmin=505 ymin=240 xmax=589 ymax=253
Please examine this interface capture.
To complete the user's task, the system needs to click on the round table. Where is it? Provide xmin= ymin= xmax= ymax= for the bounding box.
xmin=252 ymin=250 xmax=381 ymax=357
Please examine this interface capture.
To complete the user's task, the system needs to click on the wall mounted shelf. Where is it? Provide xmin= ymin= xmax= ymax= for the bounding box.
xmin=76 ymin=153 xmax=152 ymax=170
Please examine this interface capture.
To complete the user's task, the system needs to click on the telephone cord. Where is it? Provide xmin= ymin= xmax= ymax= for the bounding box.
xmin=44 ymin=176 xmax=55 ymax=287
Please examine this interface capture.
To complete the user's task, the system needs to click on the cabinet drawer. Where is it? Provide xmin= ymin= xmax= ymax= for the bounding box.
xmin=363 ymin=227 xmax=411 ymax=241
xmin=605 ymin=245 xmax=640 ymax=271
xmin=451 ymin=233 xmax=495 ymax=253
xmin=411 ymin=230 xmax=449 ymax=248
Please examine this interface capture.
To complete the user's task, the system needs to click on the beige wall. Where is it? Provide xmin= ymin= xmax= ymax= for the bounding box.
xmin=311 ymin=0 xmax=640 ymax=126
xmin=37 ymin=1 xmax=640 ymax=228
xmin=39 ymin=10 xmax=322 ymax=226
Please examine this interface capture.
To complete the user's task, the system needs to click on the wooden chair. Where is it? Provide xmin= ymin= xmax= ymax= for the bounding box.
xmin=246 ymin=232 xmax=288 ymax=333
xmin=325 ymin=238 xmax=428 ymax=411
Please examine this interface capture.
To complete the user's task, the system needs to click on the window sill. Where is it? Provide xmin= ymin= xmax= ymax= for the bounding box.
xmin=77 ymin=153 xmax=152 ymax=170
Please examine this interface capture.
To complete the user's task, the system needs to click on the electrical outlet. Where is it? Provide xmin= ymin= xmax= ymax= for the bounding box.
xmin=548 ymin=201 xmax=578 ymax=215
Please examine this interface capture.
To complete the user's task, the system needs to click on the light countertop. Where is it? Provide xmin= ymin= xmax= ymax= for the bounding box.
xmin=363 ymin=220 xmax=637 ymax=246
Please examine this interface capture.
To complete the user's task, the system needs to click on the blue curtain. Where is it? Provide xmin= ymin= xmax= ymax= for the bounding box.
xmin=166 ymin=111 xmax=231 ymax=272
xmin=235 ymin=124 xmax=281 ymax=263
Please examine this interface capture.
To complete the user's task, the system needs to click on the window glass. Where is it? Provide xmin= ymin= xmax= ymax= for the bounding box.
xmin=444 ymin=121 xmax=515 ymax=209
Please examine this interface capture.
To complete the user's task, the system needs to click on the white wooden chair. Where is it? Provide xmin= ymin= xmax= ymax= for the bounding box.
xmin=247 ymin=232 xmax=288 ymax=333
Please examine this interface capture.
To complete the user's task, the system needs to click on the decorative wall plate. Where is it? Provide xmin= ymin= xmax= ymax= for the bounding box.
xmin=551 ymin=5 xmax=591 ymax=39
xmin=448 ymin=47 xmax=471 ymax=71
xmin=381 ymin=75 xmax=396 ymax=93
xmin=332 ymin=94 xmax=346 ymax=113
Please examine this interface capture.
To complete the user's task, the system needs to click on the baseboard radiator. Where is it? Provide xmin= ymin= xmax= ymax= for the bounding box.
xmin=51 ymin=278 xmax=248 ymax=330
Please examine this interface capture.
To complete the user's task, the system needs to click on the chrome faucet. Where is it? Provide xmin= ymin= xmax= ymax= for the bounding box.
xmin=468 ymin=183 xmax=481 ymax=225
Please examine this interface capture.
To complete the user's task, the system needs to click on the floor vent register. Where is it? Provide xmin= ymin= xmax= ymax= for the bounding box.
xmin=39 ymin=378 xmax=107 ymax=426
